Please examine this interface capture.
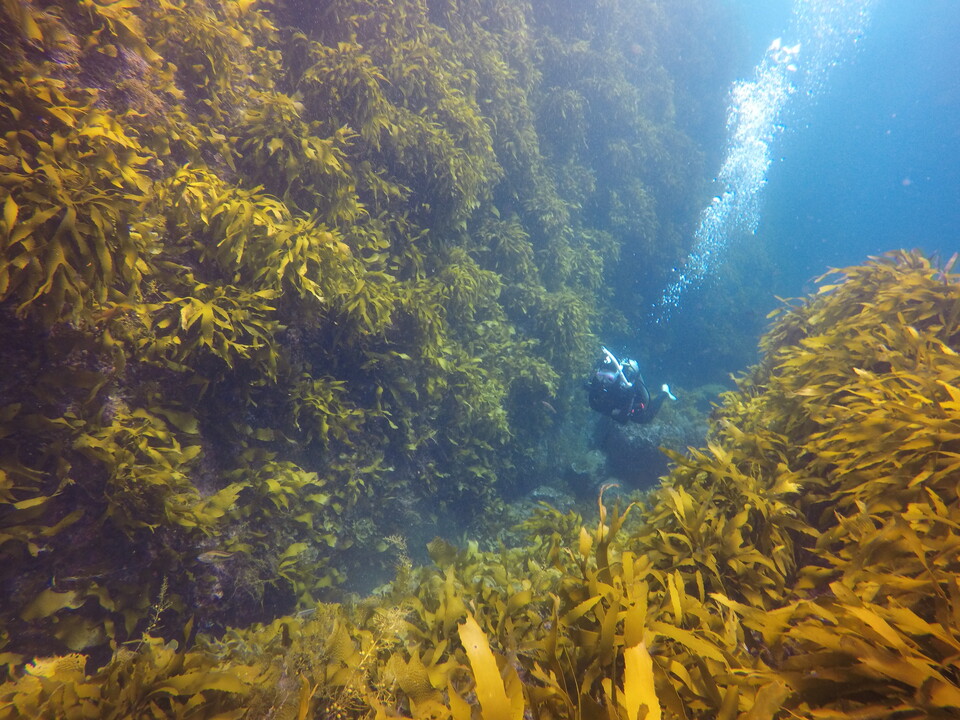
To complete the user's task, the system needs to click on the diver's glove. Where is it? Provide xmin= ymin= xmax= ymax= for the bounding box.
xmin=662 ymin=384 xmax=677 ymax=401
xmin=601 ymin=346 xmax=633 ymax=388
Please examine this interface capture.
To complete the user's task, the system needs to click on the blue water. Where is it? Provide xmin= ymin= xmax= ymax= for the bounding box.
xmin=657 ymin=0 xmax=878 ymax=318
xmin=762 ymin=0 xmax=960 ymax=291
xmin=650 ymin=0 xmax=960 ymax=384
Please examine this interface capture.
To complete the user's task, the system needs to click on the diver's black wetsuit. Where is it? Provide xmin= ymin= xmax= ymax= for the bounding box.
xmin=587 ymin=353 xmax=669 ymax=424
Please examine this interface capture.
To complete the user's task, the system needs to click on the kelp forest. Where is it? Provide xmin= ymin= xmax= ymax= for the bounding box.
xmin=1 ymin=0 xmax=959 ymax=718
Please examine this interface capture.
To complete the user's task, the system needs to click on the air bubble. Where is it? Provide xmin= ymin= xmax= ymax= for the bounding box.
xmin=653 ymin=0 xmax=875 ymax=321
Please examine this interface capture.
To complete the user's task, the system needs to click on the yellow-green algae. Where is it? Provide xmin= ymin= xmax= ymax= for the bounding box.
xmin=1 ymin=249 xmax=959 ymax=718
xmin=8 ymin=0 xmax=960 ymax=718
xmin=0 ymin=0 xmax=722 ymax=669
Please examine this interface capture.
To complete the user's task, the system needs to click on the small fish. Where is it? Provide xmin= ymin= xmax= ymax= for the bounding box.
xmin=540 ymin=400 xmax=557 ymax=414
xmin=197 ymin=550 xmax=234 ymax=564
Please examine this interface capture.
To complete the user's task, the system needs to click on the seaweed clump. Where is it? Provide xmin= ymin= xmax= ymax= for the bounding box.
xmin=1 ymin=250 xmax=958 ymax=717
xmin=0 ymin=0 xmax=725 ymax=664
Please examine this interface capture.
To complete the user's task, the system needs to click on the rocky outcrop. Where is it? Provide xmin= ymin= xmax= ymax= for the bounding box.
xmin=595 ymin=385 xmax=724 ymax=489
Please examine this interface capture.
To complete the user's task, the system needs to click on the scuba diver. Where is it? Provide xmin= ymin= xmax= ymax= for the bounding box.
xmin=586 ymin=346 xmax=676 ymax=424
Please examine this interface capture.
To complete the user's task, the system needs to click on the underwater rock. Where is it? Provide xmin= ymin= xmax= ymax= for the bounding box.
xmin=528 ymin=483 xmax=577 ymax=510
xmin=560 ymin=448 xmax=611 ymax=501
xmin=596 ymin=388 xmax=713 ymax=489
xmin=488 ymin=484 xmax=579 ymax=548
xmin=566 ymin=449 xmax=606 ymax=484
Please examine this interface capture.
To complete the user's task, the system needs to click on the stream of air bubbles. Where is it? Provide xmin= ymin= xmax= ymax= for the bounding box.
xmin=654 ymin=0 xmax=875 ymax=321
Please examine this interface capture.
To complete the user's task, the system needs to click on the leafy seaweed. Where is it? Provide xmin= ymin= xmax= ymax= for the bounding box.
xmin=0 ymin=2 xmax=767 ymax=714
